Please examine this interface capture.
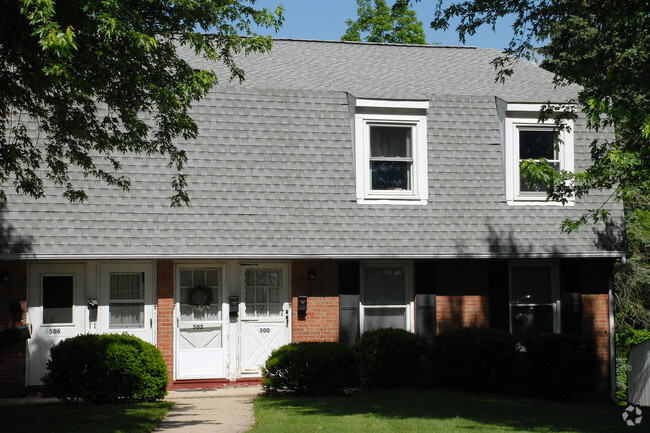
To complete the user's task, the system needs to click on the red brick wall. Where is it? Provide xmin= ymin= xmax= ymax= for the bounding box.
xmin=290 ymin=261 xmax=339 ymax=342
xmin=436 ymin=295 xmax=489 ymax=334
xmin=0 ymin=261 xmax=28 ymax=397
xmin=157 ymin=260 xmax=175 ymax=388
xmin=582 ymin=294 xmax=610 ymax=377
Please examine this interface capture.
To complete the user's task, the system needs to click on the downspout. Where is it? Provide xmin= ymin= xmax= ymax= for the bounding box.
xmin=609 ymin=255 xmax=624 ymax=403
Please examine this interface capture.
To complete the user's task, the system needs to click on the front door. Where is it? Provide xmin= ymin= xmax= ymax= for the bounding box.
xmin=240 ymin=264 xmax=291 ymax=375
xmin=27 ymin=263 xmax=86 ymax=385
xmin=175 ymin=265 xmax=227 ymax=379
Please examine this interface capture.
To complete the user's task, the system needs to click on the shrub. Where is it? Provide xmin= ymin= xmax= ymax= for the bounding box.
xmin=262 ymin=342 xmax=359 ymax=394
xmin=353 ymin=328 xmax=421 ymax=389
xmin=430 ymin=327 xmax=522 ymax=393
xmin=524 ymin=333 xmax=598 ymax=399
xmin=43 ymin=333 xmax=168 ymax=403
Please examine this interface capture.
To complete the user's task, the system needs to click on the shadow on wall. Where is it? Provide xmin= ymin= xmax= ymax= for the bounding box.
xmin=593 ymin=218 xmax=627 ymax=252
xmin=0 ymin=202 xmax=32 ymax=254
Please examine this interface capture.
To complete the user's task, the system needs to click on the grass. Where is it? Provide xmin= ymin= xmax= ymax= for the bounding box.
xmin=249 ymin=388 xmax=627 ymax=433
xmin=0 ymin=400 xmax=173 ymax=433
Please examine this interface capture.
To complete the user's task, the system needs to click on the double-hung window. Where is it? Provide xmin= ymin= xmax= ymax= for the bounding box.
xmin=509 ymin=261 xmax=560 ymax=341
xmin=360 ymin=262 xmax=414 ymax=333
xmin=353 ymin=98 xmax=429 ymax=204
xmin=500 ymin=102 xmax=574 ymax=204
xmin=109 ymin=273 xmax=144 ymax=328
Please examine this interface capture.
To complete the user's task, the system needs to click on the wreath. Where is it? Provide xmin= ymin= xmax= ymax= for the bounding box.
xmin=187 ymin=285 xmax=213 ymax=312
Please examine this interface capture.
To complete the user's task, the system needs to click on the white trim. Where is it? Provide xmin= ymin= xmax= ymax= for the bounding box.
xmin=355 ymin=98 xmax=430 ymax=110
xmin=354 ymin=112 xmax=428 ymax=203
xmin=504 ymin=116 xmax=574 ymax=205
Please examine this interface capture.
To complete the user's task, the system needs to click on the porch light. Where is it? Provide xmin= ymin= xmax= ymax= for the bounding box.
xmin=307 ymin=268 xmax=316 ymax=280
xmin=0 ymin=270 xmax=8 ymax=283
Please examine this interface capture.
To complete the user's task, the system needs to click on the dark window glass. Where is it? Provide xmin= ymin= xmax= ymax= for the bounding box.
xmin=42 ymin=276 xmax=73 ymax=324
xmin=519 ymin=130 xmax=556 ymax=160
xmin=370 ymin=126 xmax=410 ymax=157
xmin=371 ymin=161 xmax=410 ymax=190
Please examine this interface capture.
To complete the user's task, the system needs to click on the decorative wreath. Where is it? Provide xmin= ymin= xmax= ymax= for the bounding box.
xmin=187 ymin=285 xmax=213 ymax=312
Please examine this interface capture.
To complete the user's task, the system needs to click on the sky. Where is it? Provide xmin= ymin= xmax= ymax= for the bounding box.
xmin=252 ymin=0 xmax=516 ymax=50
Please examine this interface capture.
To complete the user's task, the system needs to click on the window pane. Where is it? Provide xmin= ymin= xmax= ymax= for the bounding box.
xmin=43 ymin=276 xmax=73 ymax=324
xmin=364 ymin=307 xmax=406 ymax=331
xmin=511 ymin=305 xmax=554 ymax=341
xmin=520 ymin=162 xmax=560 ymax=192
xmin=244 ymin=269 xmax=283 ymax=318
xmin=511 ymin=266 xmax=552 ymax=304
xmin=193 ymin=270 xmax=205 ymax=286
xmin=363 ymin=267 xmax=405 ymax=305
xmin=371 ymin=161 xmax=410 ymax=190
xmin=519 ymin=130 xmax=557 ymax=160
xmin=110 ymin=273 xmax=142 ymax=300
xmin=370 ymin=126 xmax=411 ymax=157
xmin=180 ymin=270 xmax=192 ymax=287
xmin=206 ymin=270 xmax=219 ymax=287
xmin=110 ymin=303 xmax=144 ymax=328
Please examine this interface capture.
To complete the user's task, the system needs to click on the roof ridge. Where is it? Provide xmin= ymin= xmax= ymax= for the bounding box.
xmin=265 ymin=37 xmax=477 ymax=50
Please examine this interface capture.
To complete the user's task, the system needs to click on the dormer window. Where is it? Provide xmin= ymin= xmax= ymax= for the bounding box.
xmin=497 ymin=101 xmax=575 ymax=205
xmin=351 ymin=97 xmax=429 ymax=204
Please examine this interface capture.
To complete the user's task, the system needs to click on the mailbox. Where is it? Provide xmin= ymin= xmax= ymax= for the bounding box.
xmin=229 ymin=296 xmax=239 ymax=318
xmin=297 ymin=295 xmax=307 ymax=320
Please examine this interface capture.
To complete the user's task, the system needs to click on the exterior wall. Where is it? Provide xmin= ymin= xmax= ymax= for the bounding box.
xmin=435 ymin=261 xmax=490 ymax=333
xmin=436 ymin=295 xmax=490 ymax=333
xmin=583 ymin=294 xmax=610 ymax=377
xmin=156 ymin=260 xmax=175 ymax=389
xmin=0 ymin=261 xmax=27 ymax=397
xmin=291 ymin=260 xmax=339 ymax=342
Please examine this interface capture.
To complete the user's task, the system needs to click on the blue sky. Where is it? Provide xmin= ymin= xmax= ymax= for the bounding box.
xmin=252 ymin=0 xmax=516 ymax=50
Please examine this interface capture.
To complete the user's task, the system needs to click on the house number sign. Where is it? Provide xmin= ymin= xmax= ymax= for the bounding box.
xmin=192 ymin=324 xmax=204 ymax=329
xmin=48 ymin=328 xmax=61 ymax=334
xmin=259 ymin=328 xmax=270 ymax=333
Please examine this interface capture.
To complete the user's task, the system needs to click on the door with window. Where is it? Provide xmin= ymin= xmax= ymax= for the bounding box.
xmin=99 ymin=262 xmax=155 ymax=344
xmin=360 ymin=262 xmax=414 ymax=333
xmin=240 ymin=264 xmax=290 ymax=375
xmin=176 ymin=266 xmax=226 ymax=379
xmin=27 ymin=263 xmax=86 ymax=386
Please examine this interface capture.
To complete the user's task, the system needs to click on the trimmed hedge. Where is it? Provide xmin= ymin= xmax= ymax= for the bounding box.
xmin=430 ymin=327 xmax=523 ymax=393
xmin=525 ymin=333 xmax=598 ymax=399
xmin=353 ymin=328 xmax=421 ymax=389
xmin=43 ymin=333 xmax=168 ymax=403
xmin=262 ymin=342 xmax=359 ymax=394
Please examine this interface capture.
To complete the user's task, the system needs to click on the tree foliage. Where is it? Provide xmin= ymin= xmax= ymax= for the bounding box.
xmin=1 ymin=0 xmax=283 ymax=205
xmin=425 ymin=0 xmax=649 ymax=232
xmin=342 ymin=0 xmax=426 ymax=44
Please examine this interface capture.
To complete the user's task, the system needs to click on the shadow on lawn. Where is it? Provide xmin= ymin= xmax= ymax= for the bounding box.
xmin=259 ymin=388 xmax=626 ymax=433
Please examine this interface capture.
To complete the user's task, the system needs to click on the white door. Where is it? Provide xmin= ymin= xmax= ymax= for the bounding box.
xmin=240 ymin=264 xmax=291 ymax=375
xmin=98 ymin=262 xmax=155 ymax=344
xmin=176 ymin=266 xmax=227 ymax=379
xmin=27 ymin=263 xmax=86 ymax=386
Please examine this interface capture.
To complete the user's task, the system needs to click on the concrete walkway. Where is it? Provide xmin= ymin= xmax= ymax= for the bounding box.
xmin=155 ymin=386 xmax=261 ymax=433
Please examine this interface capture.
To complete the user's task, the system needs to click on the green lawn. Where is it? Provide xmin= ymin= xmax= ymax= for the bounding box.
xmin=249 ymin=388 xmax=627 ymax=433
xmin=0 ymin=400 xmax=173 ymax=433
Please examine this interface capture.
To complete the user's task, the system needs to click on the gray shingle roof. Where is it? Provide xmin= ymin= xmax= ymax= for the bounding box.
xmin=0 ymin=40 xmax=625 ymax=258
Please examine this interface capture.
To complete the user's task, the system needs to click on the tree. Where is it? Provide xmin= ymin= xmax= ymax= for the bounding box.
xmin=424 ymin=0 xmax=649 ymax=232
xmin=1 ymin=0 xmax=283 ymax=205
xmin=342 ymin=0 xmax=427 ymax=44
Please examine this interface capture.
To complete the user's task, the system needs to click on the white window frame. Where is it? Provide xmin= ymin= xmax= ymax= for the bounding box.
xmin=359 ymin=262 xmax=415 ymax=334
xmin=108 ymin=272 xmax=145 ymax=329
xmin=352 ymin=99 xmax=429 ymax=204
xmin=508 ymin=261 xmax=560 ymax=339
xmin=501 ymin=103 xmax=574 ymax=205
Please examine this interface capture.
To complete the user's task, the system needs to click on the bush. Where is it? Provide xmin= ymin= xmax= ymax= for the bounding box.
xmin=430 ymin=327 xmax=522 ymax=393
xmin=262 ymin=342 xmax=359 ymax=394
xmin=43 ymin=333 xmax=168 ymax=403
xmin=353 ymin=328 xmax=421 ymax=389
xmin=524 ymin=333 xmax=598 ymax=399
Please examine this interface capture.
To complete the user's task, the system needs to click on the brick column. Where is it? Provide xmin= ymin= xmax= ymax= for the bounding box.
xmin=0 ymin=261 xmax=28 ymax=397
xmin=157 ymin=260 xmax=175 ymax=388
xmin=290 ymin=260 xmax=339 ymax=342
xmin=582 ymin=294 xmax=610 ymax=378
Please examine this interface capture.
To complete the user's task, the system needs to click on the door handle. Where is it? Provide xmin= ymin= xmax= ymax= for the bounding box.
xmin=285 ymin=309 xmax=289 ymax=327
